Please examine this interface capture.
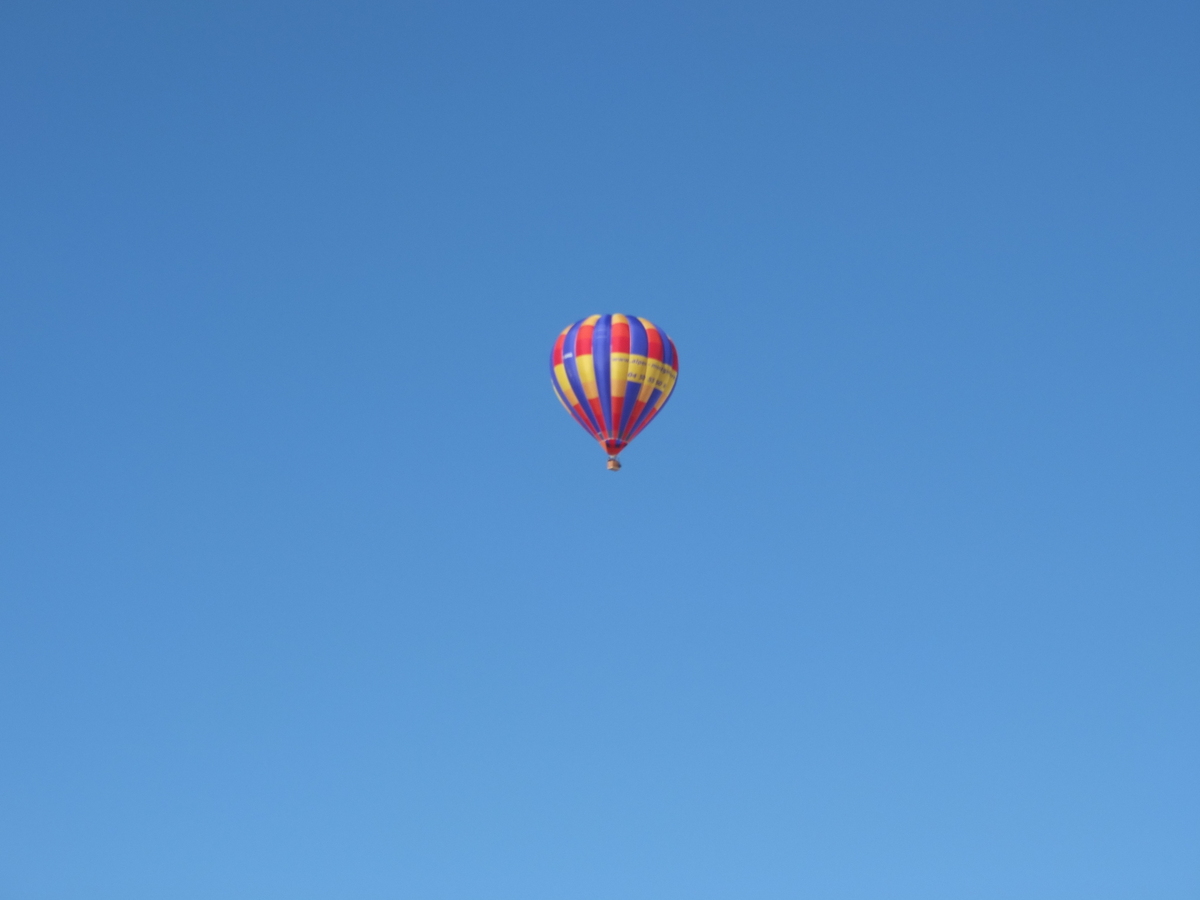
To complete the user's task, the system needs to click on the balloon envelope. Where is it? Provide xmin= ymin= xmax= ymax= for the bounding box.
xmin=550 ymin=314 xmax=679 ymax=459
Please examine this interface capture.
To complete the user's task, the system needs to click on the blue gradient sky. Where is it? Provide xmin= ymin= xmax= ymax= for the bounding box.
xmin=1 ymin=2 xmax=1197 ymax=898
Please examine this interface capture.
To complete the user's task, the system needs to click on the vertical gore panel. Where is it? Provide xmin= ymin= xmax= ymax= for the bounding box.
xmin=592 ymin=315 xmax=613 ymax=438
xmin=551 ymin=328 xmax=596 ymax=435
xmin=574 ymin=316 xmax=603 ymax=433
xmin=620 ymin=317 xmax=649 ymax=440
xmin=562 ymin=319 xmax=602 ymax=436
xmin=609 ymin=315 xmax=631 ymax=441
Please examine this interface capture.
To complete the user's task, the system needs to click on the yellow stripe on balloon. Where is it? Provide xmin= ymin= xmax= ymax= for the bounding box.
xmin=576 ymin=352 xmax=599 ymax=400
xmin=651 ymin=365 xmax=678 ymax=410
xmin=625 ymin=353 xmax=648 ymax=385
xmin=554 ymin=363 xmax=582 ymax=409
xmin=610 ymin=354 xmax=629 ymax=399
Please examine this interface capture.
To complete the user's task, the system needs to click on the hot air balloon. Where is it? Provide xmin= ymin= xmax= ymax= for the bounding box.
xmin=550 ymin=314 xmax=679 ymax=470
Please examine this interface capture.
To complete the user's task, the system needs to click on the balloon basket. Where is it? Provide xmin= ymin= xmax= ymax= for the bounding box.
xmin=606 ymin=458 xmax=621 ymax=471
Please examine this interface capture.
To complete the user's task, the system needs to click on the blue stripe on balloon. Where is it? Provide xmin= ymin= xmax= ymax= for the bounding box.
xmin=660 ymin=331 xmax=675 ymax=368
xmin=592 ymin=314 xmax=613 ymax=437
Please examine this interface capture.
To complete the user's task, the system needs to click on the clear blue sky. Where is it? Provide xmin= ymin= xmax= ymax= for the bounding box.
xmin=1 ymin=2 xmax=1197 ymax=897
